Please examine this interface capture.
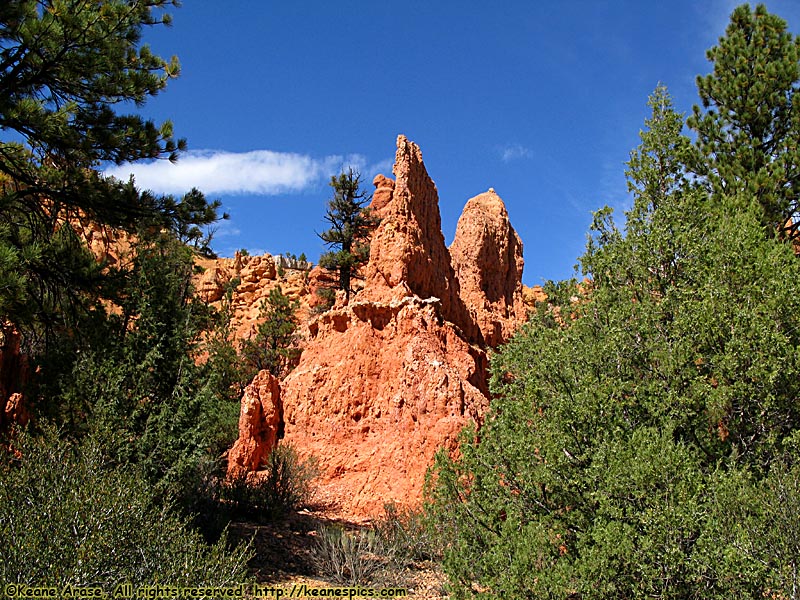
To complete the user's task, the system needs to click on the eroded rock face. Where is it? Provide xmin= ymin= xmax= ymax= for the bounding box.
xmin=306 ymin=266 xmax=337 ymax=311
xmin=73 ymin=218 xmax=133 ymax=268
xmin=450 ymin=189 xmax=526 ymax=347
xmin=370 ymin=174 xmax=395 ymax=216
xmin=523 ymin=284 xmax=547 ymax=307
xmin=197 ymin=266 xmax=228 ymax=303
xmin=227 ymin=371 xmax=284 ymax=478
xmin=193 ymin=253 xmax=311 ymax=342
xmin=281 ymin=297 xmax=488 ymax=515
xmin=3 ymin=393 xmax=28 ymax=430
xmin=361 ymin=135 xmax=482 ymax=344
xmin=274 ymin=136 xmax=524 ymax=517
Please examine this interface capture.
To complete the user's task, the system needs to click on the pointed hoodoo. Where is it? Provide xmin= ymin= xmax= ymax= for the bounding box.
xmin=450 ymin=188 xmax=525 ymax=347
xmin=361 ymin=135 xmax=481 ymax=343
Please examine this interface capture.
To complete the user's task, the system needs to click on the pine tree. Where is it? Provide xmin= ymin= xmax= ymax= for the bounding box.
xmin=0 ymin=0 xmax=223 ymax=347
xmin=240 ymin=286 xmax=300 ymax=379
xmin=687 ymin=3 xmax=800 ymax=236
xmin=427 ymin=6 xmax=800 ymax=597
xmin=0 ymin=1 xmax=239 ymax=506
xmin=318 ymin=169 xmax=378 ymax=304
xmin=430 ymin=83 xmax=800 ymax=598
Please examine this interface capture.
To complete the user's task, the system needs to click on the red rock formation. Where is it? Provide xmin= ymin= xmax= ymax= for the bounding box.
xmin=370 ymin=174 xmax=395 ymax=216
xmin=3 ymin=393 xmax=28 ymax=430
xmin=274 ymin=136 xmax=524 ymax=517
xmin=227 ymin=370 xmax=284 ymax=478
xmin=193 ymin=253 xmax=312 ymax=342
xmin=361 ymin=135 xmax=481 ymax=344
xmin=228 ymin=136 xmax=527 ymax=517
xmin=523 ymin=284 xmax=547 ymax=307
xmin=450 ymin=189 xmax=526 ymax=347
xmin=72 ymin=217 xmax=134 ymax=269
xmin=281 ymin=297 xmax=488 ymax=515
xmin=196 ymin=265 xmax=228 ymax=303
xmin=306 ymin=266 xmax=338 ymax=311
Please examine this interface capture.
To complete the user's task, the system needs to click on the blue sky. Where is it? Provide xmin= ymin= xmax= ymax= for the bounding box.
xmin=105 ymin=1 xmax=800 ymax=286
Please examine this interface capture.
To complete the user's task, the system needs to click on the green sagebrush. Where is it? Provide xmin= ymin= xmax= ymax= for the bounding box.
xmin=428 ymin=46 xmax=800 ymax=599
xmin=0 ymin=428 xmax=252 ymax=591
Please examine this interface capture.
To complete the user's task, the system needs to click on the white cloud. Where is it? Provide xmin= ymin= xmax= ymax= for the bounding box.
xmin=367 ymin=158 xmax=394 ymax=178
xmin=208 ymin=219 xmax=240 ymax=239
xmin=499 ymin=144 xmax=533 ymax=162
xmin=104 ymin=149 xmax=369 ymax=196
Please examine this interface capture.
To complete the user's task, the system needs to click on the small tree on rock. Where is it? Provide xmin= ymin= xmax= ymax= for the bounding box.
xmin=318 ymin=169 xmax=379 ymax=304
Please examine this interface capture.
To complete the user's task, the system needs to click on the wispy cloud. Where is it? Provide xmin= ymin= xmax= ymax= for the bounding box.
xmin=369 ymin=158 xmax=394 ymax=178
xmin=209 ymin=219 xmax=240 ymax=239
xmin=104 ymin=149 xmax=370 ymax=196
xmin=499 ymin=144 xmax=533 ymax=162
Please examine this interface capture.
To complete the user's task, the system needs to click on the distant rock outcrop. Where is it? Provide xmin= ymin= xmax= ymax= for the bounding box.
xmin=194 ymin=252 xmax=312 ymax=342
xmin=229 ymin=135 xmax=527 ymax=517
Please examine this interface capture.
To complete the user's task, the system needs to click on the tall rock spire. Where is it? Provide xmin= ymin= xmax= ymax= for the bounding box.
xmin=361 ymin=135 xmax=482 ymax=343
xmin=451 ymin=188 xmax=526 ymax=347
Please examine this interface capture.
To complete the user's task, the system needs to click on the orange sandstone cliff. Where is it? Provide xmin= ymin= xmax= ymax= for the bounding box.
xmin=194 ymin=252 xmax=313 ymax=341
xmin=230 ymin=135 xmax=528 ymax=517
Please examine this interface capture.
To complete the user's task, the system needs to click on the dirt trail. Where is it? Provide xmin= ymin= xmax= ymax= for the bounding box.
xmin=228 ymin=503 xmax=447 ymax=598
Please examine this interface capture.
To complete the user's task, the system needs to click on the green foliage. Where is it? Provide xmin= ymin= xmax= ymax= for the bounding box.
xmin=0 ymin=0 xmax=227 ymax=377
xmin=38 ymin=229 xmax=240 ymax=507
xmin=313 ymin=286 xmax=337 ymax=313
xmin=0 ymin=0 xmax=182 ymax=165
xmin=161 ymin=187 xmax=228 ymax=257
xmin=699 ymin=456 xmax=800 ymax=598
xmin=375 ymin=502 xmax=443 ymax=566
xmin=240 ymin=285 xmax=301 ymax=379
xmin=318 ymin=168 xmax=379 ymax=303
xmin=429 ymin=75 xmax=800 ymax=597
xmin=0 ymin=428 xmax=251 ymax=590
xmin=688 ymin=3 xmax=800 ymax=235
xmin=0 ymin=0 xmax=215 ymax=344
xmin=281 ymin=251 xmax=307 ymax=264
xmin=217 ymin=443 xmax=318 ymax=522
xmin=311 ymin=503 xmax=442 ymax=588
xmin=202 ymin=283 xmax=252 ymax=403
xmin=0 ymin=0 xmax=248 ymax=565
xmin=312 ymin=525 xmax=385 ymax=586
